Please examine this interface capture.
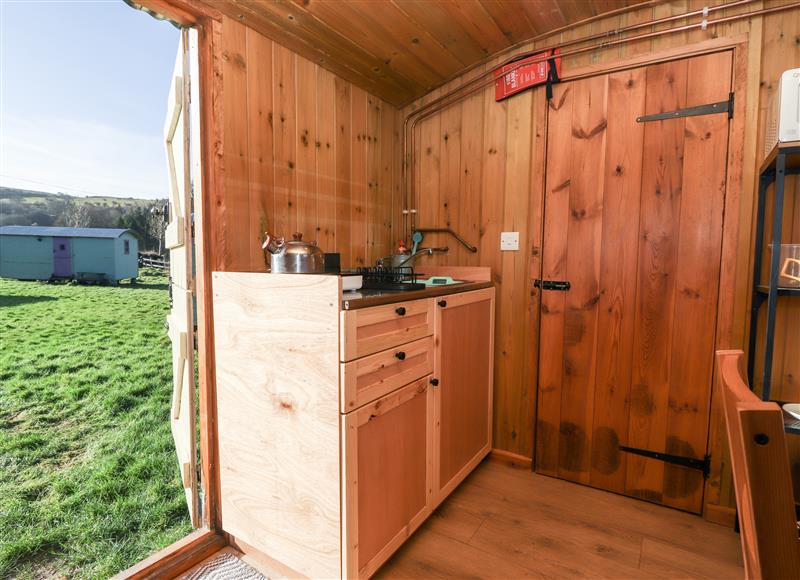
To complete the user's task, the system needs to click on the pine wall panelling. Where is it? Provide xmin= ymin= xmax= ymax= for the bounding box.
xmin=213 ymin=15 xmax=400 ymax=273
xmin=400 ymin=0 xmax=800 ymax=520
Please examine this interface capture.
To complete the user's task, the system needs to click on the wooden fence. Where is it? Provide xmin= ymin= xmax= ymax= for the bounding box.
xmin=138 ymin=254 xmax=169 ymax=270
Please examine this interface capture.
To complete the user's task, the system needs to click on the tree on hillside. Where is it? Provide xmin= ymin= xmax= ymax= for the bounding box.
xmin=147 ymin=203 xmax=168 ymax=254
xmin=60 ymin=202 xmax=93 ymax=228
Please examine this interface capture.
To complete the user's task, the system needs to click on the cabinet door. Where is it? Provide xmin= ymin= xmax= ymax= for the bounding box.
xmin=434 ymin=288 xmax=495 ymax=502
xmin=342 ymin=376 xmax=433 ymax=578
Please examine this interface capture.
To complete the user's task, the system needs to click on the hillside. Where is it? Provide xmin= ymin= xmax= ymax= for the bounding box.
xmin=0 ymin=187 xmax=167 ymax=252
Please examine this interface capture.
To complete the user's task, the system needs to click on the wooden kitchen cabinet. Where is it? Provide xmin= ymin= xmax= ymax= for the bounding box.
xmin=342 ymin=376 xmax=434 ymax=578
xmin=213 ymin=271 xmax=494 ymax=579
xmin=434 ymin=288 xmax=495 ymax=502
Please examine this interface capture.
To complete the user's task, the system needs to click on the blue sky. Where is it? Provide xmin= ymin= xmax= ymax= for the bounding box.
xmin=0 ymin=0 xmax=180 ymax=199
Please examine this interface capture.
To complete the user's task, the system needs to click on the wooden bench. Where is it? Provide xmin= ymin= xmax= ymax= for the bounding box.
xmin=717 ymin=350 xmax=800 ymax=579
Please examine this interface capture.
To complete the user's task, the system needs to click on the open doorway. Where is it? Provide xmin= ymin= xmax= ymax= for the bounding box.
xmin=0 ymin=2 xmax=201 ymax=576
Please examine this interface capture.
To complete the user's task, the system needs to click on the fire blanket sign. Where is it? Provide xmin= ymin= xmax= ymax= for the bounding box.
xmin=494 ymin=49 xmax=561 ymax=101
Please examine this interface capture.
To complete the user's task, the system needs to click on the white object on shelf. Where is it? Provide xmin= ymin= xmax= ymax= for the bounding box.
xmin=769 ymin=244 xmax=800 ymax=287
xmin=500 ymin=231 xmax=519 ymax=251
xmin=783 ymin=403 xmax=800 ymax=421
xmin=342 ymin=274 xmax=363 ymax=291
xmin=765 ymin=68 xmax=800 ymax=156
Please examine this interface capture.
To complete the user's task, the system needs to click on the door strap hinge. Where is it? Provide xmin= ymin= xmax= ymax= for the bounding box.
xmin=534 ymin=279 xmax=571 ymax=291
xmin=619 ymin=445 xmax=711 ymax=479
xmin=636 ymin=92 xmax=734 ymax=123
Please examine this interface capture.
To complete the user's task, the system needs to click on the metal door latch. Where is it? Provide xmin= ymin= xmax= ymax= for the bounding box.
xmin=619 ymin=445 xmax=711 ymax=479
xmin=534 ymin=279 xmax=571 ymax=291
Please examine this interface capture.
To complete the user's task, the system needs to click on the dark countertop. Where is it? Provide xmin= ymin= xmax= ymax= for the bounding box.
xmin=342 ymin=280 xmax=492 ymax=310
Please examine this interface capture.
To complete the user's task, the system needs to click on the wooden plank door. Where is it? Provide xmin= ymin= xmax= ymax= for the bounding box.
xmin=536 ymin=51 xmax=732 ymax=514
xmin=164 ymin=28 xmax=200 ymax=527
xmin=434 ymin=288 xmax=495 ymax=502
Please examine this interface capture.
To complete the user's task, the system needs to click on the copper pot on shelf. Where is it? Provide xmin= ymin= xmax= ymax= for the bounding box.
xmin=262 ymin=231 xmax=326 ymax=274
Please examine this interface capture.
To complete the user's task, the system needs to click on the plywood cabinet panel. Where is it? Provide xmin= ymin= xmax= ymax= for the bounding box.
xmin=213 ymin=273 xmax=342 ymax=579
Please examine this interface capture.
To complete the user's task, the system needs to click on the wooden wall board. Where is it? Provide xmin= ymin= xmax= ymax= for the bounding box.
xmin=589 ymin=67 xmax=645 ymax=495
xmin=625 ymin=58 xmax=688 ymax=505
xmin=275 ymin=44 xmax=298 ymax=237
xmin=213 ymin=15 xmax=399 ymax=272
xmin=557 ymin=73 xmax=607 ymax=484
xmin=662 ymin=51 xmax=731 ymax=512
xmin=245 ymin=27 xmax=274 ymax=270
xmin=535 ymin=82 xmax=572 ymax=475
xmin=220 ymin=16 xmax=250 ymax=272
xmin=366 ymin=95 xmax=383 ymax=265
xmin=295 ymin=57 xmax=318 ymax=241
xmin=317 ymin=68 xmax=337 ymax=252
xmin=335 ymin=77 xmax=353 ymax=268
xmin=350 ymin=87 xmax=368 ymax=267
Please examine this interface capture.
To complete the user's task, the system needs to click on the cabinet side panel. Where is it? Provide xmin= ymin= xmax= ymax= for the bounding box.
xmin=212 ymin=272 xmax=341 ymax=578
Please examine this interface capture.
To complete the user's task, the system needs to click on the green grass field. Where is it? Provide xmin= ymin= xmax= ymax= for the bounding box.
xmin=0 ymin=269 xmax=191 ymax=579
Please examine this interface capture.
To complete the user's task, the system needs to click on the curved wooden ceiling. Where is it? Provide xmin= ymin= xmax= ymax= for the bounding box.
xmin=212 ymin=0 xmax=650 ymax=106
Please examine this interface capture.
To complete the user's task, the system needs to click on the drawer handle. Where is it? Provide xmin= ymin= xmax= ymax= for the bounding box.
xmin=395 ymin=306 xmax=406 ymax=316
xmin=395 ymin=351 xmax=406 ymax=361
xmin=430 ymin=377 xmax=439 ymax=386
xmin=438 ymin=299 xmax=447 ymax=308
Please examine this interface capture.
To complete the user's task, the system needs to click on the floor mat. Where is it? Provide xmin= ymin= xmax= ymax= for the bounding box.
xmin=183 ymin=552 xmax=267 ymax=580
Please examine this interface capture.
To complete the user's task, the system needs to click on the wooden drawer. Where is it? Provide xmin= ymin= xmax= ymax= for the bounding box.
xmin=340 ymin=298 xmax=433 ymax=362
xmin=341 ymin=336 xmax=434 ymax=412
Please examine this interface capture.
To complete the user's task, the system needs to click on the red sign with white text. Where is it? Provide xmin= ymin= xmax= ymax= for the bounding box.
xmin=494 ymin=49 xmax=561 ymax=101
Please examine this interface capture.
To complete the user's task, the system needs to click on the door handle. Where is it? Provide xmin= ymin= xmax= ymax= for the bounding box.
xmin=438 ymin=299 xmax=447 ymax=307
xmin=430 ymin=378 xmax=439 ymax=386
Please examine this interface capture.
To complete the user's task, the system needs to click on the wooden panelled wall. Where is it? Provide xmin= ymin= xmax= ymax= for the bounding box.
xmin=211 ymin=15 xmax=401 ymax=273
xmin=401 ymin=0 xmax=800 ymax=518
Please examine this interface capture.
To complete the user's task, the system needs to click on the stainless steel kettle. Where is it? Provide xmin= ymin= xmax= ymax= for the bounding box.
xmin=262 ymin=231 xmax=326 ymax=274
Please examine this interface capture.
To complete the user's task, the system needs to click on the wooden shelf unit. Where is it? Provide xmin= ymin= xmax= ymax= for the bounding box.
xmin=747 ymin=142 xmax=800 ymax=412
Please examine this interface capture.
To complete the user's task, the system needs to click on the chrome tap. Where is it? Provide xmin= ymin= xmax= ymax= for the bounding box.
xmin=395 ymin=246 xmax=449 ymax=268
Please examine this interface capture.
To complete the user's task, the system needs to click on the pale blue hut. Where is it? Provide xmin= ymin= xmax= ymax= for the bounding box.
xmin=0 ymin=226 xmax=139 ymax=283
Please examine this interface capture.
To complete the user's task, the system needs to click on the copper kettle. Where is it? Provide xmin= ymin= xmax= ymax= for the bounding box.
xmin=262 ymin=232 xmax=326 ymax=274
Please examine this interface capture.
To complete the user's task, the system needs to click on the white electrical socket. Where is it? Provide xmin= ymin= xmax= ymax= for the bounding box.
xmin=500 ymin=231 xmax=520 ymax=251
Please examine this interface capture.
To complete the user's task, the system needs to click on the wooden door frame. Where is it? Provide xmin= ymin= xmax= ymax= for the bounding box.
xmin=115 ymin=1 xmax=227 ymax=577
xmin=531 ymin=34 xmax=750 ymax=524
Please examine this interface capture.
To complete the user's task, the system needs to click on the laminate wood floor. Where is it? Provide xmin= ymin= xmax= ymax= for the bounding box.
xmin=376 ymin=459 xmax=744 ymax=579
